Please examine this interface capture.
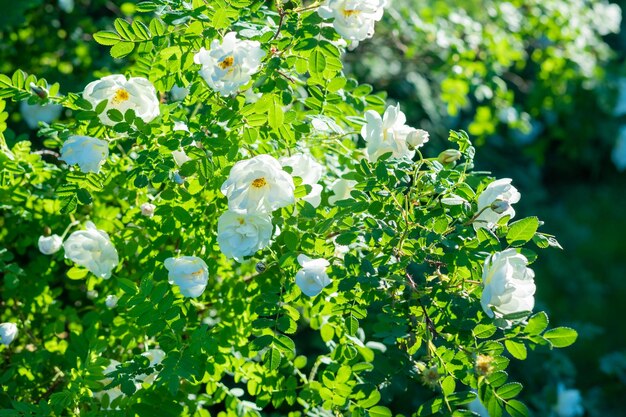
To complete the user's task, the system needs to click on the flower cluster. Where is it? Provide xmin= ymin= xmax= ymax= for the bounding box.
xmin=318 ymin=0 xmax=387 ymax=45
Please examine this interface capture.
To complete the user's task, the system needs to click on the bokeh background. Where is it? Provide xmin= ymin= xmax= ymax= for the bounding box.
xmin=1 ymin=0 xmax=625 ymax=415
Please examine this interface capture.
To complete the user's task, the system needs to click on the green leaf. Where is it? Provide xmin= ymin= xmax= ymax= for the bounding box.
xmin=93 ymin=31 xmax=122 ymax=46
xmin=264 ymin=347 xmax=281 ymax=371
xmin=506 ymin=217 xmax=539 ymax=246
xmin=505 ymin=340 xmax=527 ymax=360
xmin=309 ymin=49 xmax=327 ymax=74
xmin=368 ymin=405 xmax=392 ymax=417
xmin=267 ymin=95 xmax=284 ymax=130
xmin=505 ymin=399 xmax=530 ymax=417
xmin=67 ymin=267 xmax=89 ymax=280
xmin=114 ymin=18 xmax=135 ymax=41
xmin=496 ymin=382 xmax=523 ymax=399
xmin=132 ymin=20 xmax=151 ymax=40
xmin=543 ymin=327 xmax=578 ymax=348
xmin=110 ymin=42 xmax=135 ymax=59
xmin=346 ymin=315 xmax=359 ymax=336
xmin=524 ymin=311 xmax=549 ymax=335
xmin=473 ymin=323 xmax=497 ymax=339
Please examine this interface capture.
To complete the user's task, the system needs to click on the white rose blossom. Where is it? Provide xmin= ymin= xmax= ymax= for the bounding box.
xmin=83 ymin=74 xmax=160 ymax=126
xmin=217 ymin=211 xmax=273 ymax=262
xmin=172 ymin=149 xmax=192 ymax=167
xmin=169 ymin=85 xmax=189 ymax=101
xmin=221 ymin=154 xmax=295 ymax=214
xmin=473 ymin=178 xmax=521 ymax=230
xmin=60 ymin=135 xmax=109 ymax=173
xmin=20 ymin=101 xmax=62 ymax=129
xmin=140 ymin=202 xmax=156 ymax=217
xmin=164 ymin=256 xmax=209 ymax=298
xmin=555 ymin=383 xmax=584 ymax=417
xmin=0 ymin=322 xmax=18 ymax=346
xmin=295 ymin=254 xmax=331 ymax=297
xmin=136 ymin=349 xmax=166 ymax=385
xmin=318 ymin=0 xmax=387 ymax=43
xmin=63 ymin=221 xmax=119 ymax=279
xmin=328 ymin=178 xmax=357 ymax=205
xmin=361 ymin=104 xmax=425 ymax=162
xmin=38 ymin=234 xmax=63 ymax=255
xmin=280 ymin=153 xmax=325 ymax=207
xmin=481 ymin=249 xmax=536 ymax=319
xmin=105 ymin=295 xmax=118 ymax=309
xmin=194 ymin=32 xmax=266 ymax=96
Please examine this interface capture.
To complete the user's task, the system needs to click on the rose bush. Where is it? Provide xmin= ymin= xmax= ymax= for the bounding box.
xmin=0 ymin=1 xmax=578 ymax=416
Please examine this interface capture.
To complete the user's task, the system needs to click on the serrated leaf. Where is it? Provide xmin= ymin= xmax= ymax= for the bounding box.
xmin=506 ymin=217 xmax=539 ymax=246
xmin=505 ymin=399 xmax=530 ymax=417
xmin=524 ymin=311 xmax=548 ymax=335
xmin=346 ymin=315 xmax=358 ymax=336
xmin=505 ymin=340 xmax=527 ymax=360
xmin=132 ymin=20 xmax=151 ymax=40
xmin=544 ymin=327 xmax=578 ymax=348
xmin=110 ymin=42 xmax=135 ymax=59
xmin=67 ymin=267 xmax=89 ymax=280
xmin=264 ymin=347 xmax=281 ymax=371
xmin=93 ymin=31 xmax=122 ymax=46
xmin=309 ymin=49 xmax=327 ymax=74
xmin=59 ymin=193 xmax=78 ymax=214
xmin=497 ymin=382 xmax=523 ymax=399
xmin=368 ymin=405 xmax=392 ymax=417
xmin=114 ymin=18 xmax=135 ymax=41
xmin=473 ymin=323 xmax=497 ymax=339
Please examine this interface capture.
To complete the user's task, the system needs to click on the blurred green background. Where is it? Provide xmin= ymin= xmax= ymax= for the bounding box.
xmin=1 ymin=0 xmax=625 ymax=415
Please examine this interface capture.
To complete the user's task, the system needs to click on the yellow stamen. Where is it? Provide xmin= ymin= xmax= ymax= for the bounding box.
xmin=251 ymin=178 xmax=267 ymax=188
xmin=111 ymin=89 xmax=130 ymax=104
xmin=218 ymin=56 xmax=235 ymax=70
xmin=342 ymin=9 xmax=360 ymax=17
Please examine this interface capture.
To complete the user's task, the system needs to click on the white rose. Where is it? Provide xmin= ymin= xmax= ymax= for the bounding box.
xmin=318 ymin=0 xmax=387 ymax=42
xmin=164 ymin=256 xmax=209 ymax=298
xmin=481 ymin=249 xmax=536 ymax=319
xmin=406 ymin=129 xmax=430 ymax=150
xmin=328 ymin=178 xmax=357 ymax=205
xmin=136 ymin=349 xmax=166 ymax=384
xmin=194 ymin=32 xmax=266 ymax=96
xmin=0 ymin=322 xmax=18 ymax=346
xmin=474 ymin=178 xmax=521 ymax=230
xmin=105 ymin=295 xmax=118 ymax=309
xmin=220 ymin=154 xmax=295 ymax=214
xmin=94 ymin=360 xmax=126 ymax=406
xmin=63 ymin=221 xmax=119 ymax=279
xmin=280 ymin=153 xmax=325 ymax=208
xmin=169 ymin=85 xmax=189 ymax=101
xmin=173 ymin=121 xmax=189 ymax=132
xmin=361 ymin=104 xmax=420 ymax=162
xmin=295 ymin=254 xmax=331 ymax=297
xmin=217 ymin=210 xmax=273 ymax=262
xmin=555 ymin=383 xmax=584 ymax=417
xmin=172 ymin=149 xmax=191 ymax=166
xmin=20 ymin=101 xmax=62 ymax=129
xmin=60 ymin=135 xmax=109 ymax=173
xmin=38 ymin=234 xmax=63 ymax=255
xmin=83 ymin=74 xmax=160 ymax=126
xmin=140 ymin=202 xmax=156 ymax=217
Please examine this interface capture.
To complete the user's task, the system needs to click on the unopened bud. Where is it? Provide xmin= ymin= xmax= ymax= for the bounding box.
xmin=29 ymin=82 xmax=48 ymax=99
xmin=490 ymin=199 xmax=511 ymax=214
xmin=105 ymin=295 xmax=118 ymax=309
xmin=255 ymin=262 xmax=267 ymax=273
xmin=437 ymin=149 xmax=462 ymax=164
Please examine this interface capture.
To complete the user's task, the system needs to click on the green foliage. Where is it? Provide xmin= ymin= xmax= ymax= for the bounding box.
xmin=0 ymin=1 xmax=582 ymax=416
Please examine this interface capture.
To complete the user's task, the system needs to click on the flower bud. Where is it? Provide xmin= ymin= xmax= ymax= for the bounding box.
xmin=38 ymin=234 xmax=63 ymax=255
xmin=105 ymin=295 xmax=118 ymax=309
xmin=140 ymin=202 xmax=156 ymax=217
xmin=30 ymin=82 xmax=49 ymax=99
xmin=490 ymin=199 xmax=511 ymax=214
xmin=0 ymin=322 xmax=18 ymax=346
xmin=87 ymin=290 xmax=99 ymax=300
xmin=437 ymin=149 xmax=462 ymax=164
xmin=255 ymin=262 xmax=267 ymax=273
